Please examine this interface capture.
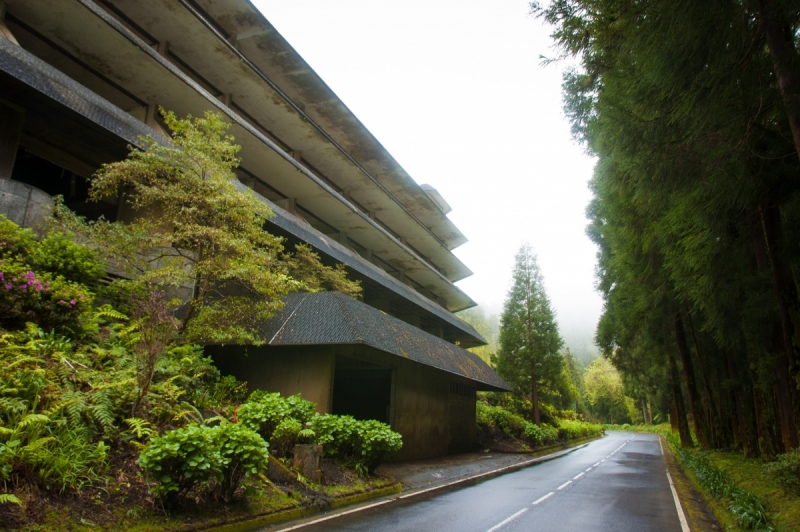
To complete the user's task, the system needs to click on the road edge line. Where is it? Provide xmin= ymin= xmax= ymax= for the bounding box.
xmin=666 ymin=469 xmax=691 ymax=532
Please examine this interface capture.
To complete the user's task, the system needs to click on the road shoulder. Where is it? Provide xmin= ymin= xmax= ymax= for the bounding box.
xmin=659 ymin=434 xmax=723 ymax=532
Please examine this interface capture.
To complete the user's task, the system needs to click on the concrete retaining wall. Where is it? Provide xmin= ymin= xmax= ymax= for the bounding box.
xmin=0 ymin=178 xmax=53 ymax=229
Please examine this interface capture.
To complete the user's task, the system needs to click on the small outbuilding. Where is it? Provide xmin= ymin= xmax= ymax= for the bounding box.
xmin=209 ymin=291 xmax=511 ymax=461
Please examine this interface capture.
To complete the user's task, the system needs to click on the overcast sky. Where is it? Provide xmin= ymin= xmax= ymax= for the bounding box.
xmin=254 ymin=1 xmax=602 ymax=353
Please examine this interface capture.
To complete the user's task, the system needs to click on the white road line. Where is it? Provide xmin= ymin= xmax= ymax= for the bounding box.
xmin=666 ymin=469 xmax=690 ymax=532
xmin=593 ymin=462 xmax=600 ymax=467
xmin=557 ymin=481 xmax=572 ymax=490
xmin=486 ymin=508 xmax=528 ymax=532
xmin=573 ymin=472 xmax=585 ymax=480
xmin=600 ymin=459 xmax=606 ymax=463
xmin=275 ymin=499 xmax=394 ymax=531
xmin=658 ymin=436 xmax=665 ymax=455
xmin=532 ymin=492 xmax=555 ymax=505
xmin=585 ymin=467 xmax=593 ymax=472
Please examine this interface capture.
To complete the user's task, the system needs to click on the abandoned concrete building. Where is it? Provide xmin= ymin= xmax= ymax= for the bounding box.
xmin=0 ymin=0 xmax=510 ymax=460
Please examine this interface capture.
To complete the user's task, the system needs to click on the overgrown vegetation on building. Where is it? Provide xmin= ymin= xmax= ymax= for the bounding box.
xmin=0 ymin=111 xmax=402 ymax=529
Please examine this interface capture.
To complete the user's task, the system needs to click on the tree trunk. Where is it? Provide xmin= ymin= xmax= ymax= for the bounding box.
xmin=531 ymin=371 xmax=540 ymax=425
xmin=668 ymin=346 xmax=693 ymax=447
xmin=760 ymin=205 xmax=800 ymax=448
xmin=730 ymin=357 xmax=759 ymax=458
xmin=674 ymin=312 xmax=709 ymax=447
xmin=749 ymin=361 xmax=779 ymax=461
xmin=759 ymin=0 xmax=800 ymax=161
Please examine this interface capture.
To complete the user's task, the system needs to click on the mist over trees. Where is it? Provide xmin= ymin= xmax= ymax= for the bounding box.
xmin=535 ymin=0 xmax=800 ymax=455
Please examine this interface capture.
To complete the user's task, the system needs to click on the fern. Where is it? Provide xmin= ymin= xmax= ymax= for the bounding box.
xmin=124 ymin=417 xmax=155 ymax=440
xmin=93 ymin=305 xmax=128 ymax=322
xmin=0 ymin=493 xmax=21 ymax=506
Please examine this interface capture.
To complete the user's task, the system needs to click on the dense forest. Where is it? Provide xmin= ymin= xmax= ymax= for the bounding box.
xmin=535 ymin=0 xmax=800 ymax=458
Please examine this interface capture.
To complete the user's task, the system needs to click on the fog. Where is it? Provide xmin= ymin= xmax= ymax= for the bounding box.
xmin=255 ymin=0 xmax=603 ymax=358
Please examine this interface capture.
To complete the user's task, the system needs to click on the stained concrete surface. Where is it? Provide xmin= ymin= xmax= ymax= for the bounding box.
xmin=269 ymin=432 xmax=682 ymax=532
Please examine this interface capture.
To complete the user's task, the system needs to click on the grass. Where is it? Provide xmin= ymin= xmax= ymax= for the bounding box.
xmin=608 ymin=424 xmax=800 ymax=532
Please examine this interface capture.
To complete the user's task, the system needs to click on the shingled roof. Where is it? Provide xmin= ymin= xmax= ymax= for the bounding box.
xmin=260 ymin=291 xmax=511 ymax=392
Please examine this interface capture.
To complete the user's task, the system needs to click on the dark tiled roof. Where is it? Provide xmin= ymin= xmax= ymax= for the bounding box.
xmin=260 ymin=291 xmax=511 ymax=391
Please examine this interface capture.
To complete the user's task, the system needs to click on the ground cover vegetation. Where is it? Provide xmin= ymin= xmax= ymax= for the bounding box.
xmin=0 ymin=111 xmax=402 ymax=529
xmin=534 ymin=0 xmax=800 ymax=474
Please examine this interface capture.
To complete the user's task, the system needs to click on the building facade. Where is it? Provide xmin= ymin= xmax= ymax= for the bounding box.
xmin=0 ymin=0 xmax=510 ymax=460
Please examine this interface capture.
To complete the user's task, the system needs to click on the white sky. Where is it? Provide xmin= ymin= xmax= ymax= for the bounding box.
xmin=254 ymin=0 xmax=602 ymax=351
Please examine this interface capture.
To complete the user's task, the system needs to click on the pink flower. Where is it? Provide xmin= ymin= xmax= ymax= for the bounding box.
xmin=69 ymin=300 xmax=76 ymax=306
xmin=4 ymin=284 xmax=10 ymax=290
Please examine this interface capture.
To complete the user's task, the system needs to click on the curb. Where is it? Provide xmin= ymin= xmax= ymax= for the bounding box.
xmin=268 ymin=434 xmax=603 ymax=531
xmin=197 ymin=483 xmax=403 ymax=532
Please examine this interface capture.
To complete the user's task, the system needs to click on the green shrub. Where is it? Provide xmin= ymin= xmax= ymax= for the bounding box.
xmin=524 ymin=422 xmax=544 ymax=445
xmin=270 ymin=418 xmax=302 ymax=458
xmin=31 ymin=232 xmax=105 ymax=287
xmin=309 ymin=414 xmax=361 ymax=458
xmin=355 ymin=419 xmax=403 ymax=471
xmin=0 ymin=257 xmax=93 ymax=332
xmin=209 ymin=422 xmax=269 ymax=502
xmin=237 ymin=392 xmax=315 ymax=441
xmin=540 ymin=423 xmax=559 ymax=445
xmin=764 ymin=448 xmax=800 ymax=495
xmin=137 ymin=423 xmax=219 ymax=504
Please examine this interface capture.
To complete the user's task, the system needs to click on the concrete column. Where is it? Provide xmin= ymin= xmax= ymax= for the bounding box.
xmin=0 ymin=100 xmax=24 ymax=179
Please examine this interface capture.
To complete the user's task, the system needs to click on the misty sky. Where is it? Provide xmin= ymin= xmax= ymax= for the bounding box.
xmin=255 ymin=1 xmax=602 ymax=354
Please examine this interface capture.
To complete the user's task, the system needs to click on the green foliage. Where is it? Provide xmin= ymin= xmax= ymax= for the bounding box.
xmin=0 ymin=216 xmax=96 ymax=333
xmin=270 ymin=418 xmax=303 ymax=458
xmin=354 ymin=419 xmax=403 ymax=471
xmin=308 ymin=414 xmax=360 ymax=458
xmin=53 ymin=110 xmax=360 ymax=349
xmin=475 ymin=401 xmax=600 ymax=448
xmin=237 ymin=392 xmax=316 ymax=443
xmin=493 ymin=244 xmax=564 ymax=424
xmin=670 ymin=435 xmax=773 ymax=531
xmin=764 ymin=449 xmax=800 ymax=496
xmin=209 ymin=422 xmax=270 ymax=503
xmin=137 ymin=423 xmax=219 ymax=504
xmin=582 ymin=358 xmax=630 ymax=424
xmin=138 ymin=420 xmax=270 ymax=504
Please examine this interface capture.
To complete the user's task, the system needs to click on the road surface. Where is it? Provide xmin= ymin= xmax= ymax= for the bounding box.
xmin=269 ymin=431 xmax=685 ymax=532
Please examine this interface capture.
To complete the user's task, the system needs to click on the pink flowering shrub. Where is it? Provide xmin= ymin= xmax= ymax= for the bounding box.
xmin=0 ymin=257 xmax=92 ymax=331
xmin=0 ymin=216 xmax=99 ymax=332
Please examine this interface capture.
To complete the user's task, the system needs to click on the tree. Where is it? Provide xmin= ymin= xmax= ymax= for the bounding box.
xmin=534 ymin=0 xmax=800 ymax=457
xmin=583 ymin=357 xmax=629 ymax=424
xmin=55 ymin=109 xmax=361 ymax=413
xmin=493 ymin=244 xmax=564 ymax=424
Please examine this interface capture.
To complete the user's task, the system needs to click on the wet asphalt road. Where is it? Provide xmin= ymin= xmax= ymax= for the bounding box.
xmin=270 ymin=432 xmax=683 ymax=532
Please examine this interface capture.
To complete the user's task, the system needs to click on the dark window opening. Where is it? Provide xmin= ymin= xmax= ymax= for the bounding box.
xmin=11 ymin=148 xmax=116 ymax=221
xmin=332 ymin=357 xmax=392 ymax=424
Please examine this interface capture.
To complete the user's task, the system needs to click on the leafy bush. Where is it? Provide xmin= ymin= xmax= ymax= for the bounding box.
xmin=355 ymin=419 xmax=403 ymax=471
xmin=476 ymin=401 xmax=601 ymax=448
xmin=0 ymin=257 xmax=93 ymax=332
xmin=764 ymin=448 xmax=800 ymax=496
xmin=308 ymin=414 xmax=360 ymax=458
xmin=270 ymin=418 xmax=303 ymax=458
xmin=237 ymin=392 xmax=316 ymax=442
xmin=209 ymin=422 xmax=269 ymax=502
xmin=137 ymin=423 xmax=219 ymax=504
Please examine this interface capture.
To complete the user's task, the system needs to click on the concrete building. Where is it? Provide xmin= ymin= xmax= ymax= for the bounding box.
xmin=0 ymin=0 xmax=510 ymax=460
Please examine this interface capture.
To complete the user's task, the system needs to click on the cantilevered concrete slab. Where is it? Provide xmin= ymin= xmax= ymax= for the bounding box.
xmin=0 ymin=36 xmax=485 ymax=343
xmin=4 ymin=0 xmax=476 ymax=309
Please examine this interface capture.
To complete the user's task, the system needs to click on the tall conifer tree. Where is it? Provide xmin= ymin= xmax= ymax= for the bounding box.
xmin=494 ymin=244 xmax=564 ymax=424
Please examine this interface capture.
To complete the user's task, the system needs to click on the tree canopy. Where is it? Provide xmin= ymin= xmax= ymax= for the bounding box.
xmin=535 ymin=0 xmax=800 ymax=456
